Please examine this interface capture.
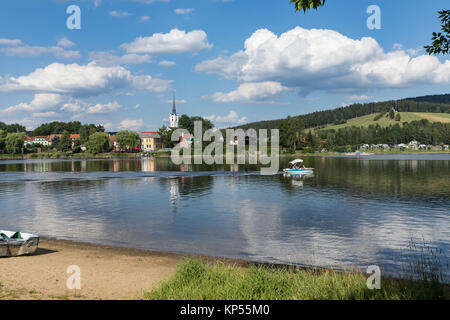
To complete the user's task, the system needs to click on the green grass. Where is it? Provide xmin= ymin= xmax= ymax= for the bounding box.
xmin=143 ymin=259 xmax=448 ymax=300
xmin=316 ymin=112 xmax=450 ymax=131
xmin=144 ymin=238 xmax=449 ymax=300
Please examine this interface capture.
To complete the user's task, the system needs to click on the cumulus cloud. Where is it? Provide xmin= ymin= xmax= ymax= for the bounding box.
xmin=174 ymin=8 xmax=194 ymax=15
xmin=1 ymin=93 xmax=123 ymax=118
xmin=118 ymin=118 xmax=143 ymax=131
xmin=57 ymin=36 xmax=75 ymax=48
xmin=196 ymin=26 xmax=450 ymax=95
xmin=347 ymin=94 xmax=373 ymax=102
xmin=212 ymin=81 xmax=289 ymax=103
xmin=0 ymin=39 xmax=22 ymax=46
xmin=89 ymin=51 xmax=151 ymax=66
xmin=0 ymin=62 xmax=172 ymax=97
xmin=0 ymin=45 xmax=80 ymax=59
xmin=109 ymin=10 xmax=132 ymax=17
xmin=86 ymin=101 xmax=121 ymax=114
xmin=159 ymin=60 xmax=176 ymax=67
xmin=205 ymin=111 xmax=247 ymax=124
xmin=1 ymin=93 xmax=64 ymax=113
xmin=121 ymin=28 xmax=212 ymax=54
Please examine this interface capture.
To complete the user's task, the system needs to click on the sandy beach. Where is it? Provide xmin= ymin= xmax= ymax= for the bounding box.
xmin=0 ymin=238 xmax=184 ymax=300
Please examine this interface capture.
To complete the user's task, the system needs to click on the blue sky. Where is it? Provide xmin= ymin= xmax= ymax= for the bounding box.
xmin=0 ymin=0 xmax=449 ymax=131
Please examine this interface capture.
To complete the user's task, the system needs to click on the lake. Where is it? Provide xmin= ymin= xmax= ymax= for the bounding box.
xmin=0 ymin=154 xmax=449 ymax=279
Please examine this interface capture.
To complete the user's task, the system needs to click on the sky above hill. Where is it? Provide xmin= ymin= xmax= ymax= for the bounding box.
xmin=0 ymin=0 xmax=449 ymax=131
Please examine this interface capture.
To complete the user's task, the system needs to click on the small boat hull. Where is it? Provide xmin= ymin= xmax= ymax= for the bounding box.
xmin=0 ymin=231 xmax=40 ymax=257
xmin=283 ymin=168 xmax=314 ymax=174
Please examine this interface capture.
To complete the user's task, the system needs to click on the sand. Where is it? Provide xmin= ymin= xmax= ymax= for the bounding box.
xmin=0 ymin=238 xmax=184 ymax=300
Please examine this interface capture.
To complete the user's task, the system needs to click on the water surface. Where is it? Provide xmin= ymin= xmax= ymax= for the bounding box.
xmin=1 ymin=154 xmax=449 ymax=278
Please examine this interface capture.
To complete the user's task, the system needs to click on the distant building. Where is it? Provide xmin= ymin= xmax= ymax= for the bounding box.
xmin=139 ymin=132 xmax=162 ymax=152
xmin=108 ymin=132 xmax=118 ymax=152
xmin=24 ymin=136 xmax=51 ymax=147
xmin=169 ymin=93 xmax=179 ymax=129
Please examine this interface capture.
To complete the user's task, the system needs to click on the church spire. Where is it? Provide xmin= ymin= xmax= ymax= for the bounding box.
xmin=172 ymin=91 xmax=177 ymax=115
xmin=169 ymin=91 xmax=179 ymax=128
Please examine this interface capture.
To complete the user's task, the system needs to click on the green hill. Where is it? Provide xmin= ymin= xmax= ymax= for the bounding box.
xmin=232 ymin=93 xmax=450 ymax=131
xmin=316 ymin=112 xmax=450 ymax=131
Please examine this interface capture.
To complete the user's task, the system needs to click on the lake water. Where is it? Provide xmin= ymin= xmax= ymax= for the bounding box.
xmin=0 ymin=154 xmax=449 ymax=279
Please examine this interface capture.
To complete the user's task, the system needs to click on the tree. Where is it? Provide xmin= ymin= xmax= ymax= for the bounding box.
xmin=425 ymin=10 xmax=450 ymax=55
xmin=280 ymin=116 xmax=303 ymax=150
xmin=86 ymin=132 xmax=111 ymax=154
xmin=389 ymin=108 xmax=395 ymax=119
xmin=158 ymin=126 xmax=174 ymax=149
xmin=116 ymin=131 xmax=140 ymax=151
xmin=178 ymin=115 xmax=214 ymax=134
xmin=290 ymin=0 xmax=325 ymax=12
xmin=395 ymin=113 xmax=401 ymax=122
xmin=57 ymin=130 xmax=72 ymax=152
xmin=5 ymin=132 xmax=26 ymax=154
xmin=0 ymin=130 xmax=6 ymax=153
xmin=51 ymin=135 xmax=61 ymax=148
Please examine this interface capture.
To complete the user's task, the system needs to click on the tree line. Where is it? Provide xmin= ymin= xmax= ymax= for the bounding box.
xmin=278 ymin=119 xmax=450 ymax=152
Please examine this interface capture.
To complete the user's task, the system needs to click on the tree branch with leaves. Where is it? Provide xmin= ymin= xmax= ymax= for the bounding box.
xmin=425 ymin=10 xmax=450 ymax=55
xmin=290 ymin=0 xmax=325 ymax=13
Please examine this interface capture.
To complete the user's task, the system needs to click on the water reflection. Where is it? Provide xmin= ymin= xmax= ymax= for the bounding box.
xmin=0 ymin=155 xmax=448 ymax=278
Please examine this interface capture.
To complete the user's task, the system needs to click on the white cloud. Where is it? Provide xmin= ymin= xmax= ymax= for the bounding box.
xmin=118 ymin=118 xmax=143 ymax=131
xmin=0 ymin=62 xmax=172 ymax=97
xmin=196 ymin=26 xmax=450 ymax=94
xmin=57 ymin=36 xmax=75 ymax=48
xmin=205 ymin=111 xmax=247 ymax=124
xmin=0 ymin=39 xmax=22 ymax=46
xmin=89 ymin=51 xmax=151 ymax=66
xmin=109 ymin=10 xmax=132 ymax=17
xmin=1 ymin=93 xmax=123 ymax=118
xmin=159 ymin=60 xmax=176 ymax=67
xmin=0 ymin=37 xmax=79 ymax=59
xmin=1 ymin=93 xmax=64 ymax=113
xmin=140 ymin=16 xmax=150 ymax=22
xmin=347 ymin=95 xmax=373 ymax=102
xmin=0 ymin=45 xmax=80 ymax=59
xmin=164 ymin=99 xmax=186 ymax=104
xmin=86 ymin=101 xmax=121 ymax=114
xmin=31 ymin=111 xmax=59 ymax=118
xmin=212 ymin=81 xmax=289 ymax=103
xmin=174 ymin=8 xmax=194 ymax=15
xmin=121 ymin=28 xmax=212 ymax=54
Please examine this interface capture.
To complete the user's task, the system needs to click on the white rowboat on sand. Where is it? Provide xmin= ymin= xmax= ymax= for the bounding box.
xmin=0 ymin=230 xmax=40 ymax=257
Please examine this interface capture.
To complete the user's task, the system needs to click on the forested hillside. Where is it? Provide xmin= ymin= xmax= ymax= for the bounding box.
xmin=233 ymin=94 xmax=450 ymax=131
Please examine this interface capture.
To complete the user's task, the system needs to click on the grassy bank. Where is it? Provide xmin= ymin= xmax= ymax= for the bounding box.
xmin=143 ymin=258 xmax=448 ymax=300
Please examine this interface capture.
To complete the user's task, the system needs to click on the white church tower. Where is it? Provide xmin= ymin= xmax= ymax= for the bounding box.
xmin=169 ymin=92 xmax=179 ymax=129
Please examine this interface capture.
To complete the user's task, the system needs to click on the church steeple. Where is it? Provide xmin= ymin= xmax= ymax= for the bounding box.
xmin=169 ymin=91 xmax=179 ymax=129
xmin=172 ymin=92 xmax=177 ymax=115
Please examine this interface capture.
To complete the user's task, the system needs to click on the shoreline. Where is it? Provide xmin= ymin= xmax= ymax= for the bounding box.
xmin=1 ymin=237 xmax=448 ymax=300
xmin=0 ymin=237 xmax=309 ymax=300
xmin=1 ymin=151 xmax=449 ymax=161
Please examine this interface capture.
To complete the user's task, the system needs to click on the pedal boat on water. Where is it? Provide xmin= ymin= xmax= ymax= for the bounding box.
xmin=283 ymin=159 xmax=314 ymax=175
xmin=0 ymin=230 xmax=40 ymax=257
